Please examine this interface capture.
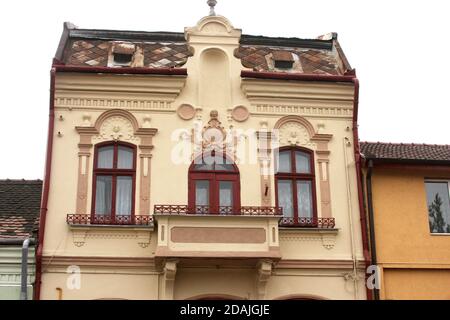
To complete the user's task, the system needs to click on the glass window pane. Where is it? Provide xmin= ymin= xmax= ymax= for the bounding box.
xmin=97 ymin=146 xmax=114 ymax=169
xmin=426 ymin=182 xmax=450 ymax=233
xmin=295 ymin=151 xmax=311 ymax=174
xmin=277 ymin=180 xmax=293 ymax=217
xmin=215 ymin=163 xmax=235 ymax=171
xmin=195 ymin=180 xmax=210 ymax=206
xmin=118 ymin=146 xmax=134 ymax=169
xmin=193 ymin=154 xmax=235 ymax=171
xmin=297 ymin=180 xmax=313 ymax=218
xmin=277 ymin=151 xmax=292 ymax=173
xmin=219 ymin=181 xmax=233 ymax=207
xmin=116 ymin=176 xmax=133 ymax=216
xmin=95 ymin=176 xmax=112 ymax=215
xmin=193 ymin=163 xmax=215 ymax=171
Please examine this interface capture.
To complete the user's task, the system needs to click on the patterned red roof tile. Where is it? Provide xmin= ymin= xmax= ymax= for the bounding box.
xmin=0 ymin=180 xmax=42 ymax=239
xmin=360 ymin=142 xmax=450 ymax=163
xmin=55 ymin=24 xmax=351 ymax=76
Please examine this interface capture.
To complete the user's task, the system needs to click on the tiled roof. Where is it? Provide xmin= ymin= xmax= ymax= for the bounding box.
xmin=0 ymin=180 xmax=42 ymax=239
xmin=235 ymin=46 xmax=343 ymax=75
xmin=66 ymin=39 xmax=193 ymax=68
xmin=360 ymin=142 xmax=450 ymax=163
xmin=56 ymin=23 xmax=351 ymax=75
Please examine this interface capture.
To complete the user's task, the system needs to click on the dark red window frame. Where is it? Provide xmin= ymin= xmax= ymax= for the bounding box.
xmin=91 ymin=141 xmax=137 ymax=222
xmin=188 ymin=153 xmax=241 ymax=214
xmin=275 ymin=146 xmax=318 ymax=226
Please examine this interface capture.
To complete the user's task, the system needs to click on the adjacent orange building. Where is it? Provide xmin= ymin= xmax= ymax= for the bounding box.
xmin=361 ymin=142 xmax=450 ymax=300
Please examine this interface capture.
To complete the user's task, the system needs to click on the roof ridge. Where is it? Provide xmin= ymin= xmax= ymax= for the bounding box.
xmin=361 ymin=141 xmax=450 ymax=148
xmin=0 ymin=179 xmax=43 ymax=183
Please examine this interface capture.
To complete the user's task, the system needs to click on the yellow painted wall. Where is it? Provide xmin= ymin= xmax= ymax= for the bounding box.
xmin=383 ymin=269 xmax=450 ymax=300
xmin=370 ymin=167 xmax=450 ymax=299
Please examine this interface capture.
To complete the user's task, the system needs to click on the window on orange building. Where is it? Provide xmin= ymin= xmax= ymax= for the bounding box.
xmin=92 ymin=142 xmax=136 ymax=223
xmin=275 ymin=147 xmax=318 ymax=226
xmin=425 ymin=181 xmax=450 ymax=234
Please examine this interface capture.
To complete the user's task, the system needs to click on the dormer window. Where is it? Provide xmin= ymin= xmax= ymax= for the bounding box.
xmin=273 ymin=50 xmax=294 ymax=69
xmin=109 ymin=42 xmax=136 ymax=67
xmin=113 ymin=53 xmax=133 ymax=65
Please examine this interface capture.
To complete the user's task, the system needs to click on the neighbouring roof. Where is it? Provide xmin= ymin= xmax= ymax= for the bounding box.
xmin=0 ymin=180 xmax=42 ymax=239
xmin=360 ymin=142 xmax=450 ymax=164
xmin=55 ymin=22 xmax=352 ymax=75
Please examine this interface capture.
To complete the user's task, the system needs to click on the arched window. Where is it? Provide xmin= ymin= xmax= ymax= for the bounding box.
xmin=92 ymin=142 xmax=136 ymax=223
xmin=275 ymin=147 xmax=317 ymax=226
xmin=188 ymin=152 xmax=240 ymax=214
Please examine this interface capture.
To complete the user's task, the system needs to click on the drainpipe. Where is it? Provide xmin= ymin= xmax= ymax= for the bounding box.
xmin=20 ymin=238 xmax=31 ymax=300
xmin=34 ymin=67 xmax=56 ymax=300
xmin=366 ymin=160 xmax=380 ymax=300
xmin=0 ymin=238 xmax=35 ymax=300
xmin=351 ymin=78 xmax=373 ymax=300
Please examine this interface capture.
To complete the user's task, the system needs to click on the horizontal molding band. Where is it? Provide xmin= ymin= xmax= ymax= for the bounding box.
xmin=252 ymin=104 xmax=353 ymax=117
xmin=55 ymin=97 xmax=174 ymax=110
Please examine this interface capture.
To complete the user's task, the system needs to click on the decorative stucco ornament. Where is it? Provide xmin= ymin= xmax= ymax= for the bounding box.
xmin=202 ymin=110 xmax=226 ymax=152
xmin=94 ymin=116 xmax=138 ymax=143
xmin=278 ymin=121 xmax=314 ymax=147
xmin=207 ymin=0 xmax=217 ymax=16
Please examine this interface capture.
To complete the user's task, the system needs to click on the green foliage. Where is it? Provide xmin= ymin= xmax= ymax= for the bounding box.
xmin=428 ymin=193 xmax=449 ymax=233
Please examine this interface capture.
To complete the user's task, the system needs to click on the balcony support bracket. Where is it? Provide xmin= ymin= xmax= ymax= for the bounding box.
xmin=256 ymin=259 xmax=273 ymax=300
xmin=162 ymin=259 xmax=178 ymax=300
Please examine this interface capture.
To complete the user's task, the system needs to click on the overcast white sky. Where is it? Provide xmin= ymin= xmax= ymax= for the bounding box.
xmin=0 ymin=0 xmax=448 ymax=179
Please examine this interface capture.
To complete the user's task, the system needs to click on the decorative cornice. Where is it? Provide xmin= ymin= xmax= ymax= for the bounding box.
xmin=252 ymin=104 xmax=353 ymax=117
xmin=55 ymin=97 xmax=175 ymax=112
xmin=276 ymin=259 xmax=366 ymax=270
xmin=56 ymin=73 xmax=186 ymax=98
xmin=241 ymin=78 xmax=354 ymax=103
xmin=41 ymin=256 xmax=157 ymax=269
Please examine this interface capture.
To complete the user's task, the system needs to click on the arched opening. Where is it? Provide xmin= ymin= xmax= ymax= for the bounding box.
xmin=274 ymin=146 xmax=318 ymax=227
xmin=275 ymin=294 xmax=328 ymax=300
xmin=188 ymin=152 xmax=240 ymax=214
xmin=91 ymin=141 xmax=137 ymax=224
xmin=186 ymin=294 xmax=243 ymax=300
xmin=199 ymin=48 xmax=231 ymax=109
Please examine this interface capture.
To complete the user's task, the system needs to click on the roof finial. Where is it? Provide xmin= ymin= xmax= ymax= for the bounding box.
xmin=207 ymin=0 xmax=217 ymax=16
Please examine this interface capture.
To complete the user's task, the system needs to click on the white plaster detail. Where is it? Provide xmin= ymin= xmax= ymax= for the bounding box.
xmin=70 ymin=227 xmax=152 ymax=248
xmin=256 ymin=259 xmax=273 ymax=300
xmin=82 ymin=113 xmax=92 ymax=126
xmin=81 ymin=156 xmax=87 ymax=175
xmin=56 ymin=98 xmax=174 ymax=111
xmin=143 ymin=114 xmax=152 ymax=128
xmin=92 ymin=116 xmax=139 ymax=143
xmin=143 ymin=157 xmax=149 ymax=177
xmin=253 ymin=104 xmax=353 ymax=117
xmin=278 ymin=121 xmax=315 ymax=147
xmin=279 ymin=229 xmax=338 ymax=250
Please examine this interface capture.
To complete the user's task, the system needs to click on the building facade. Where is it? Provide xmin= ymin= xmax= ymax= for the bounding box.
xmin=37 ymin=14 xmax=370 ymax=300
xmin=361 ymin=142 xmax=450 ymax=300
xmin=0 ymin=180 xmax=42 ymax=300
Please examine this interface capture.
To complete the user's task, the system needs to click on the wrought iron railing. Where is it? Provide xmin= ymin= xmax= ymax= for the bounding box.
xmin=67 ymin=214 xmax=153 ymax=226
xmin=279 ymin=217 xmax=336 ymax=229
xmin=153 ymin=205 xmax=283 ymax=216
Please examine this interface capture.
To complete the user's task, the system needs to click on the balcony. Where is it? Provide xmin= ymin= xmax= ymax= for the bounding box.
xmin=153 ymin=205 xmax=283 ymax=263
xmin=66 ymin=214 xmax=154 ymax=248
xmin=67 ymin=214 xmax=154 ymax=226
xmin=280 ymin=217 xmax=336 ymax=228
